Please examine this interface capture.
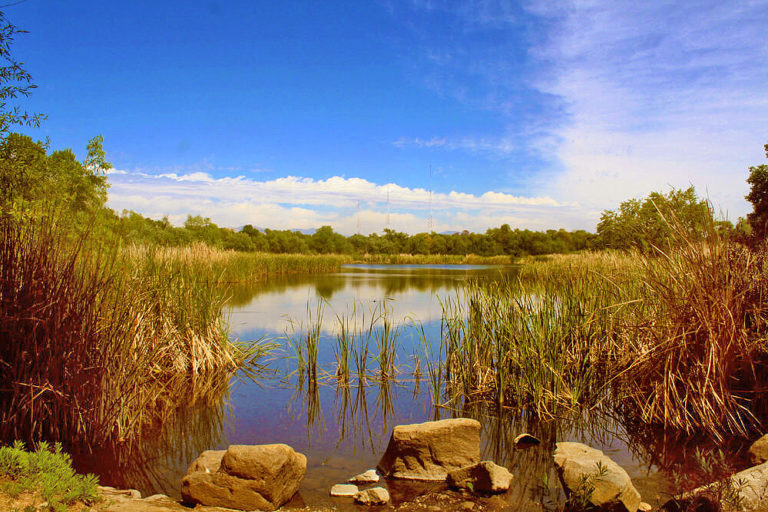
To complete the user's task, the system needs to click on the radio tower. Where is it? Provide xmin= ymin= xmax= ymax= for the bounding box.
xmin=385 ymin=186 xmax=391 ymax=229
xmin=428 ymin=165 xmax=433 ymax=232
xmin=356 ymin=200 xmax=361 ymax=235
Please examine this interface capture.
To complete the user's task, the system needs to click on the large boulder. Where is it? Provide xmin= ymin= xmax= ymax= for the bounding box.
xmin=553 ymin=442 xmax=642 ymax=512
xmin=377 ymin=418 xmax=481 ymax=481
xmin=447 ymin=461 xmax=513 ymax=493
xmin=748 ymin=434 xmax=768 ymax=465
xmin=181 ymin=444 xmax=306 ymax=511
xmin=663 ymin=461 xmax=768 ymax=512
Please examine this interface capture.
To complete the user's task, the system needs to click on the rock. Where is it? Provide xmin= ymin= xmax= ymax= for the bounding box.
xmin=513 ymin=433 xmax=541 ymax=447
xmin=181 ymin=444 xmax=306 ymax=511
xmin=748 ymin=434 xmax=768 ymax=465
xmin=355 ymin=487 xmax=390 ymax=505
xmin=330 ymin=484 xmax=359 ymax=497
xmin=187 ymin=449 xmax=226 ymax=473
xmin=460 ymin=501 xmax=475 ymax=511
xmin=662 ymin=461 xmax=768 ymax=512
xmin=349 ymin=469 xmax=380 ymax=483
xmin=447 ymin=461 xmax=514 ymax=494
xmin=553 ymin=442 xmax=642 ymax=512
xmin=639 ymin=502 xmax=652 ymax=512
xmin=377 ymin=418 xmax=481 ymax=480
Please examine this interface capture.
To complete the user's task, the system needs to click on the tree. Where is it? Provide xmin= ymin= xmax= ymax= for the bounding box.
xmin=746 ymin=143 xmax=768 ymax=237
xmin=596 ymin=186 xmax=713 ymax=251
xmin=0 ymin=11 xmax=45 ymax=138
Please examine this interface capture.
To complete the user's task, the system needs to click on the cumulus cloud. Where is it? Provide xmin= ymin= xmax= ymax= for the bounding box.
xmin=106 ymin=171 xmax=575 ymax=234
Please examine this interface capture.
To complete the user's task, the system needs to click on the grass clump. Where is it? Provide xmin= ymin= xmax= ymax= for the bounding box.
xmin=0 ymin=441 xmax=99 ymax=512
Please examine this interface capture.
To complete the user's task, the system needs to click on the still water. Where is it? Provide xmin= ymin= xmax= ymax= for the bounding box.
xmin=75 ymin=264 xmax=732 ymax=510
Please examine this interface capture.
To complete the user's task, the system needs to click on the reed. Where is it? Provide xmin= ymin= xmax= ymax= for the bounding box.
xmin=0 ymin=215 xmax=273 ymax=449
xmin=125 ymin=244 xmax=350 ymax=285
xmin=374 ymin=304 xmax=399 ymax=381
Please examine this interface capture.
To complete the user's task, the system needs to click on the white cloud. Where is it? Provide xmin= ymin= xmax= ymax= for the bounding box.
xmin=525 ymin=0 xmax=768 ymax=220
xmin=106 ymin=171 xmax=575 ymax=234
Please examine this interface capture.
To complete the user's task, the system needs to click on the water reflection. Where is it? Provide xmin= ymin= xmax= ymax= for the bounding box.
xmin=72 ymin=264 xmax=733 ymax=509
xmin=72 ymin=374 xmax=232 ymax=497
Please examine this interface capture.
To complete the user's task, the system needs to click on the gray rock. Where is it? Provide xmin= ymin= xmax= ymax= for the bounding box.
xmin=447 ymin=461 xmax=514 ymax=494
xmin=663 ymin=461 xmax=768 ymax=512
xmin=553 ymin=442 xmax=642 ymax=512
xmin=330 ymin=484 xmax=359 ymax=497
xmin=349 ymin=469 xmax=380 ymax=483
xmin=377 ymin=418 xmax=481 ymax=480
xmin=181 ymin=444 xmax=306 ymax=511
xmin=749 ymin=434 xmax=768 ymax=465
xmin=355 ymin=487 xmax=390 ymax=505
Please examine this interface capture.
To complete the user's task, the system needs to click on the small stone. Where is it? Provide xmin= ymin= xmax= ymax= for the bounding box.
xmin=460 ymin=501 xmax=475 ymax=510
xmin=143 ymin=494 xmax=168 ymax=501
xmin=127 ymin=489 xmax=141 ymax=499
xmin=330 ymin=483 xmax=359 ymax=497
xmin=638 ymin=502 xmax=652 ymax=512
xmin=350 ymin=469 xmax=380 ymax=483
xmin=355 ymin=487 xmax=390 ymax=505
xmin=514 ymin=433 xmax=541 ymax=447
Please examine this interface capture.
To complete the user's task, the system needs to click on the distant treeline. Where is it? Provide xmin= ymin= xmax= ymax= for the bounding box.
xmin=3 ymin=132 xmax=750 ymax=258
xmin=118 ymin=212 xmax=596 ymax=257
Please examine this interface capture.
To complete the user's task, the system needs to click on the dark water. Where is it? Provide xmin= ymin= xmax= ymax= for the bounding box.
xmin=73 ymin=264 xmax=748 ymax=510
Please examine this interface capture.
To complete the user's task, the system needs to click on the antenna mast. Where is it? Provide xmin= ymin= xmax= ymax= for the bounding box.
xmin=356 ymin=200 xmax=361 ymax=235
xmin=386 ymin=186 xmax=391 ymax=229
xmin=428 ymin=165 xmax=433 ymax=232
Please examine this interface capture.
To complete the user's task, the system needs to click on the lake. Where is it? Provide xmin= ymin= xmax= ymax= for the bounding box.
xmin=74 ymin=264 xmax=729 ymax=510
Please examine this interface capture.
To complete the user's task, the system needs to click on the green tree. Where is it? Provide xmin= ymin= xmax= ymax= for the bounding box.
xmin=0 ymin=11 xmax=45 ymax=138
xmin=597 ymin=186 xmax=713 ymax=251
xmin=746 ymin=143 xmax=768 ymax=237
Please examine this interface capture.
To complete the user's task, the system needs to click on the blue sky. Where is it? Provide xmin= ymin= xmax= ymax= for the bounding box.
xmin=7 ymin=0 xmax=768 ymax=234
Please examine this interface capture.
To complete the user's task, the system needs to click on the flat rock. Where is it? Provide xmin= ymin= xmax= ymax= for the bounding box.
xmin=447 ymin=461 xmax=513 ymax=494
xmin=355 ymin=487 xmax=390 ymax=505
xmin=377 ymin=418 xmax=481 ymax=480
xmin=349 ymin=469 xmax=380 ymax=483
xmin=749 ymin=434 xmax=768 ymax=465
xmin=553 ymin=442 xmax=641 ymax=512
xmin=181 ymin=444 xmax=306 ymax=511
xmin=330 ymin=484 xmax=359 ymax=497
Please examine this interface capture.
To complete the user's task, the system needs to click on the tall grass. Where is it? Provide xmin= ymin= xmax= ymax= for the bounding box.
xmin=435 ymin=226 xmax=768 ymax=439
xmin=127 ymin=244 xmax=350 ymax=284
xmin=622 ymin=228 xmax=768 ymax=439
xmin=0 ymin=216 xmax=272 ymax=449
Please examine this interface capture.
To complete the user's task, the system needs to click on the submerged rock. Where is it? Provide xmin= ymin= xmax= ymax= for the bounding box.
xmin=513 ymin=433 xmax=541 ymax=447
xmin=663 ymin=461 xmax=768 ymax=512
xmin=553 ymin=442 xmax=642 ymax=512
xmin=377 ymin=418 xmax=481 ymax=480
xmin=447 ymin=461 xmax=514 ymax=493
xmin=748 ymin=434 xmax=768 ymax=465
xmin=181 ymin=444 xmax=306 ymax=511
xmin=349 ymin=469 xmax=380 ymax=484
xmin=330 ymin=484 xmax=359 ymax=497
xmin=355 ymin=487 xmax=390 ymax=505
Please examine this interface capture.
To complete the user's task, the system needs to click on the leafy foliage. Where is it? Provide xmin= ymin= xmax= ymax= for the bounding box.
xmin=0 ymin=441 xmax=99 ymax=512
xmin=746 ymin=142 xmax=768 ymax=237
xmin=596 ymin=186 xmax=715 ymax=251
xmin=0 ymin=11 xmax=45 ymax=138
